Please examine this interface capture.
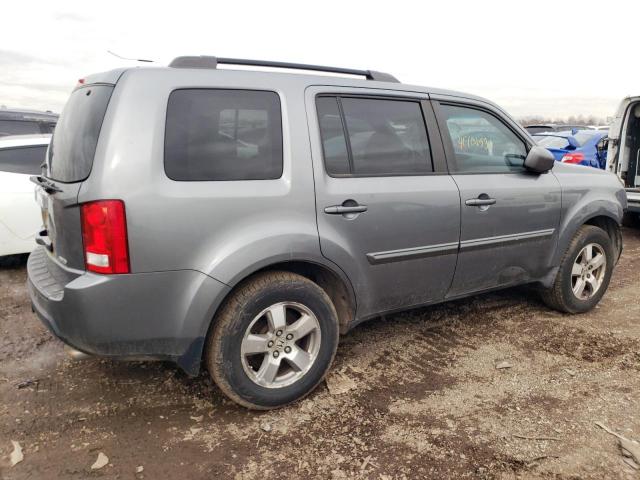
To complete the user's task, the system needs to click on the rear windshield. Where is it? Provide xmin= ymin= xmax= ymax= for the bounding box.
xmin=0 ymin=120 xmax=42 ymax=137
xmin=533 ymin=135 xmax=570 ymax=149
xmin=0 ymin=145 xmax=47 ymax=175
xmin=526 ymin=126 xmax=555 ymax=135
xmin=48 ymin=85 xmax=113 ymax=182
xmin=573 ymin=132 xmax=596 ymax=145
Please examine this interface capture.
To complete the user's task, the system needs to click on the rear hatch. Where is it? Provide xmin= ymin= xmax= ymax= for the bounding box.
xmin=33 ymin=82 xmax=115 ymax=270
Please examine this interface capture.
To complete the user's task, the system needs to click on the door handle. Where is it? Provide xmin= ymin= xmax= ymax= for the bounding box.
xmin=324 ymin=204 xmax=368 ymax=215
xmin=465 ymin=197 xmax=496 ymax=207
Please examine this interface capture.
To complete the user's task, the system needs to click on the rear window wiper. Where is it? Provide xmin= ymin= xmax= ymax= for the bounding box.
xmin=30 ymin=175 xmax=63 ymax=194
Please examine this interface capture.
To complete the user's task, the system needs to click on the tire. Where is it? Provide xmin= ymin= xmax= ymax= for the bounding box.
xmin=541 ymin=225 xmax=614 ymax=314
xmin=205 ymin=271 xmax=339 ymax=409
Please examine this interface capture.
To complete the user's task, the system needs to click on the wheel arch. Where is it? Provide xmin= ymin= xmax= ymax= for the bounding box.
xmin=205 ymin=256 xmax=356 ymax=346
xmin=256 ymin=260 xmax=356 ymax=334
xmin=554 ymin=207 xmax=623 ymax=268
xmin=584 ymin=215 xmax=623 ymax=263
xmin=180 ymin=256 xmax=356 ymax=377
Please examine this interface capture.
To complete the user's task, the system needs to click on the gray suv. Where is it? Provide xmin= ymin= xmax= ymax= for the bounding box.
xmin=28 ymin=57 xmax=626 ymax=409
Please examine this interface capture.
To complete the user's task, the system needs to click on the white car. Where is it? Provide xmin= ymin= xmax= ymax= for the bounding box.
xmin=0 ymin=134 xmax=50 ymax=256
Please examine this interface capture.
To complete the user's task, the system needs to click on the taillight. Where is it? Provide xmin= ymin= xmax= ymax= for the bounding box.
xmin=81 ymin=200 xmax=130 ymax=274
xmin=561 ymin=152 xmax=584 ymax=164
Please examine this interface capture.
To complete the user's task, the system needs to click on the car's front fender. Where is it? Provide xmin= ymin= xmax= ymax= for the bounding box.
xmin=552 ymin=167 xmax=625 ymax=267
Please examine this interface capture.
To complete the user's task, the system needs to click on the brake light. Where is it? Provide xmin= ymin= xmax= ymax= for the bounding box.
xmin=81 ymin=200 xmax=130 ymax=274
xmin=561 ymin=152 xmax=584 ymax=164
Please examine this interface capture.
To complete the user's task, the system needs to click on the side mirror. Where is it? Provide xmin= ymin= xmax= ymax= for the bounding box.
xmin=567 ymin=136 xmax=580 ymax=149
xmin=524 ymin=146 xmax=555 ymax=173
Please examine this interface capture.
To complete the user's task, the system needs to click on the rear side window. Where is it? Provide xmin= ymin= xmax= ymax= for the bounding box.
xmin=165 ymin=89 xmax=283 ymax=181
xmin=316 ymin=96 xmax=433 ymax=176
xmin=0 ymin=145 xmax=47 ymax=175
xmin=0 ymin=120 xmax=41 ymax=137
xmin=49 ymin=85 xmax=114 ymax=182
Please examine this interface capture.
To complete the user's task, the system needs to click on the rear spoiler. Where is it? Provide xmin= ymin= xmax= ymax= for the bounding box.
xmin=75 ymin=68 xmax=128 ymax=90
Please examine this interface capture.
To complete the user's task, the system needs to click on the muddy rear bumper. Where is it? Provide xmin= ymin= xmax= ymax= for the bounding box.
xmin=27 ymin=246 xmax=230 ymax=375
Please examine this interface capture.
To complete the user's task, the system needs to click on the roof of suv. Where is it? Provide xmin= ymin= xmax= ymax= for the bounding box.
xmin=84 ymin=58 xmax=507 ymax=118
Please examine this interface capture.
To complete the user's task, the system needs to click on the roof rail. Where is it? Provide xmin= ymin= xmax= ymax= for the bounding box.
xmin=168 ymin=56 xmax=399 ymax=83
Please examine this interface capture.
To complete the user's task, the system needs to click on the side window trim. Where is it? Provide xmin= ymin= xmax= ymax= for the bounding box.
xmin=316 ymin=93 xmax=437 ymax=178
xmin=420 ymin=100 xmax=449 ymax=173
xmin=335 ymin=97 xmax=355 ymax=174
xmin=432 ymin=99 xmax=530 ymax=175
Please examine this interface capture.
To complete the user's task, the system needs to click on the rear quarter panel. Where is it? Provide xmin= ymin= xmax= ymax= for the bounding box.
xmin=80 ymin=68 xmax=325 ymax=286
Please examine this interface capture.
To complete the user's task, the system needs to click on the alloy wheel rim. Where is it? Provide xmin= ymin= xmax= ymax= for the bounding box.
xmin=240 ymin=302 xmax=321 ymax=389
xmin=571 ymin=243 xmax=606 ymax=300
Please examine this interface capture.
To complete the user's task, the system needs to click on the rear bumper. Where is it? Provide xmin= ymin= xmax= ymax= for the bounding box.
xmin=27 ymin=246 xmax=229 ymax=375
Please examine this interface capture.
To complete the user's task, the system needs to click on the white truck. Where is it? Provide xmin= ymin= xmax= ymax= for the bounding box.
xmin=607 ymin=98 xmax=640 ymax=223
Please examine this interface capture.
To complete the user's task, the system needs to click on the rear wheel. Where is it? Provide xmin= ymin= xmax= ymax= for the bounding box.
xmin=541 ymin=225 xmax=614 ymax=313
xmin=206 ymin=271 xmax=339 ymax=409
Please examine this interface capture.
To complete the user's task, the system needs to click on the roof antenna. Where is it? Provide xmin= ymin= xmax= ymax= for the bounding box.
xmin=107 ymin=50 xmax=154 ymax=63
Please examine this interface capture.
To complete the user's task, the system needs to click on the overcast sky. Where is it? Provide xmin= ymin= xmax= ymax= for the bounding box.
xmin=2 ymin=0 xmax=638 ymax=121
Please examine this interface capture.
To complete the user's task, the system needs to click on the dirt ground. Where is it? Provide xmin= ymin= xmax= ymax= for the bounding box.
xmin=1 ymin=229 xmax=639 ymax=480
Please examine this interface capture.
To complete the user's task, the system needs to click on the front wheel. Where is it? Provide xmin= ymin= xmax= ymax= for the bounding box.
xmin=205 ymin=271 xmax=339 ymax=409
xmin=541 ymin=225 xmax=614 ymax=313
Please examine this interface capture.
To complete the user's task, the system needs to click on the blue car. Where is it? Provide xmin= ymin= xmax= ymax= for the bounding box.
xmin=532 ymin=130 xmax=608 ymax=169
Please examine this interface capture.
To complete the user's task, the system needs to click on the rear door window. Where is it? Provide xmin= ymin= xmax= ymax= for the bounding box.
xmin=0 ymin=145 xmax=47 ymax=175
xmin=316 ymin=96 xmax=433 ymax=176
xmin=164 ymin=89 xmax=283 ymax=181
xmin=48 ymin=85 xmax=114 ymax=182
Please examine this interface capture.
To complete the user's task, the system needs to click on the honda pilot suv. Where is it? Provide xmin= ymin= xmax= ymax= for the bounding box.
xmin=28 ymin=56 xmax=626 ymax=409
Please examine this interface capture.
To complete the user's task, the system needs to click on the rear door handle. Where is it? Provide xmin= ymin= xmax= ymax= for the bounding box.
xmin=465 ymin=197 xmax=496 ymax=207
xmin=324 ymin=205 xmax=368 ymax=214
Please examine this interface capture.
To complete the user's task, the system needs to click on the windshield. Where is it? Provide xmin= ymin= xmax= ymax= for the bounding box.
xmin=48 ymin=85 xmax=113 ymax=182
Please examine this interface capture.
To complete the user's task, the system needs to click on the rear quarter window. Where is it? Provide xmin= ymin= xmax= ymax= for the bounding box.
xmin=164 ymin=89 xmax=283 ymax=181
xmin=0 ymin=145 xmax=47 ymax=175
